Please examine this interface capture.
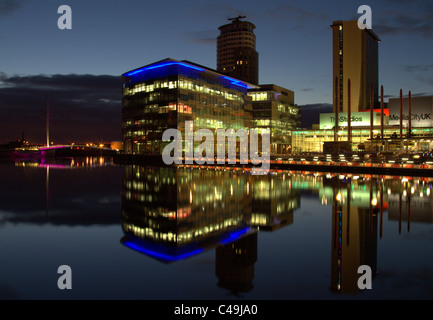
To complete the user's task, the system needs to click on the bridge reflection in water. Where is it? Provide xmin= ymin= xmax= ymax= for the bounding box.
xmin=119 ymin=165 xmax=433 ymax=296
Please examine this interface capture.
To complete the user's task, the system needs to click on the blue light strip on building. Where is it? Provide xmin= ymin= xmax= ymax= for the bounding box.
xmin=122 ymin=226 xmax=253 ymax=262
xmin=124 ymin=62 xmax=205 ymax=77
xmin=220 ymin=76 xmax=252 ymax=89
xmin=123 ymin=60 xmax=255 ymax=90
xmin=122 ymin=240 xmax=204 ymax=262
xmin=219 ymin=226 xmax=252 ymax=245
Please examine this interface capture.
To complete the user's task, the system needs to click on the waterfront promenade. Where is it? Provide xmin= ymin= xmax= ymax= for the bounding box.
xmin=113 ymin=152 xmax=433 ymax=177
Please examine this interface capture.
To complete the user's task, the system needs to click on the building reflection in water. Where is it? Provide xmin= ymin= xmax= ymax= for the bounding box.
xmin=325 ymin=175 xmax=378 ymax=295
xmin=120 ymin=165 xmax=433 ymax=296
xmin=120 ymin=166 xmax=301 ymax=294
xmin=319 ymin=173 xmax=433 ymax=295
xmin=249 ymin=173 xmax=300 ymax=231
xmin=215 ymin=232 xmax=257 ymax=296
xmin=120 ymin=166 xmax=255 ymax=263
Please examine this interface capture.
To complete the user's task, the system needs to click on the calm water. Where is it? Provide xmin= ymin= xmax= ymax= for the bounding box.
xmin=1 ymin=157 xmax=433 ymax=300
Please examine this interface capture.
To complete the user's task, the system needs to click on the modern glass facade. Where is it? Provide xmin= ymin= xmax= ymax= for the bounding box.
xmin=247 ymin=84 xmax=300 ymax=155
xmin=121 ymin=58 xmax=258 ymax=155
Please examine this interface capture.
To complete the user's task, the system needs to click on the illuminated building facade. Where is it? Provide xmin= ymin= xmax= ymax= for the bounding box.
xmin=248 ymin=84 xmax=300 ymax=155
xmin=331 ymin=20 xmax=380 ymax=113
xmin=120 ymin=166 xmax=254 ymax=262
xmin=121 ymin=58 xmax=258 ymax=155
xmin=388 ymin=96 xmax=433 ymax=129
xmin=248 ymin=173 xmax=300 ymax=231
xmin=293 ymin=95 xmax=433 ymax=153
xmin=120 ymin=166 xmax=301 ymax=262
xmin=329 ymin=180 xmax=378 ymax=294
xmin=217 ymin=17 xmax=259 ymax=85
xmin=292 ymin=20 xmax=433 ymax=153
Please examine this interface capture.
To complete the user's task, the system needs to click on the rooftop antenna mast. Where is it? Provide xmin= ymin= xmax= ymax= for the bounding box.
xmin=228 ymin=15 xmax=246 ymax=22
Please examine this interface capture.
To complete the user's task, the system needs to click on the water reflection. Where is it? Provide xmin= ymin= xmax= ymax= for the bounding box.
xmin=120 ymin=166 xmax=301 ymax=295
xmin=216 ymin=232 xmax=258 ymax=296
xmin=121 ymin=166 xmax=433 ymax=296
xmin=13 ymin=156 xmax=113 ymax=169
xmin=2 ymin=159 xmax=432 ymax=299
xmin=2 ymin=157 xmax=120 ymax=226
xmin=327 ymin=176 xmax=378 ymax=294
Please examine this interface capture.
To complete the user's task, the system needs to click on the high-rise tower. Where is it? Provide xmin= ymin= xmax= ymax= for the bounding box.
xmin=217 ymin=16 xmax=259 ymax=85
xmin=331 ymin=20 xmax=380 ymax=113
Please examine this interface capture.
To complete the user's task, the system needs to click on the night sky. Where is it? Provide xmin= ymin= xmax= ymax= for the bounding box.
xmin=1 ymin=0 xmax=432 ymax=144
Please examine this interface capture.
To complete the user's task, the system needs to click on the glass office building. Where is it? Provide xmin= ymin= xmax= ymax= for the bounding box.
xmin=121 ymin=58 xmax=258 ymax=155
xmin=248 ymin=84 xmax=300 ymax=155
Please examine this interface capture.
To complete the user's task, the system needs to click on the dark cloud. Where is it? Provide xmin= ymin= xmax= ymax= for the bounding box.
xmin=383 ymin=0 xmax=433 ymax=11
xmin=0 ymin=0 xmax=22 ymax=17
xmin=300 ymin=103 xmax=333 ymax=111
xmin=411 ymin=92 xmax=432 ymax=97
xmin=400 ymin=65 xmax=433 ymax=73
xmin=375 ymin=8 xmax=433 ymax=38
xmin=300 ymin=103 xmax=332 ymax=128
xmin=182 ymin=30 xmax=217 ymax=45
xmin=0 ymin=74 xmax=122 ymax=144
xmin=416 ymin=76 xmax=433 ymax=87
xmin=384 ymin=92 xmax=432 ymax=99
xmin=301 ymin=88 xmax=314 ymax=92
xmin=267 ymin=4 xmax=329 ymax=24
xmin=189 ymin=4 xmax=246 ymax=22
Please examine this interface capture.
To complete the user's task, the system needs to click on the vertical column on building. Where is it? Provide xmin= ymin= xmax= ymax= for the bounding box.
xmin=347 ymin=79 xmax=351 ymax=145
xmin=335 ymin=77 xmax=339 ymax=143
